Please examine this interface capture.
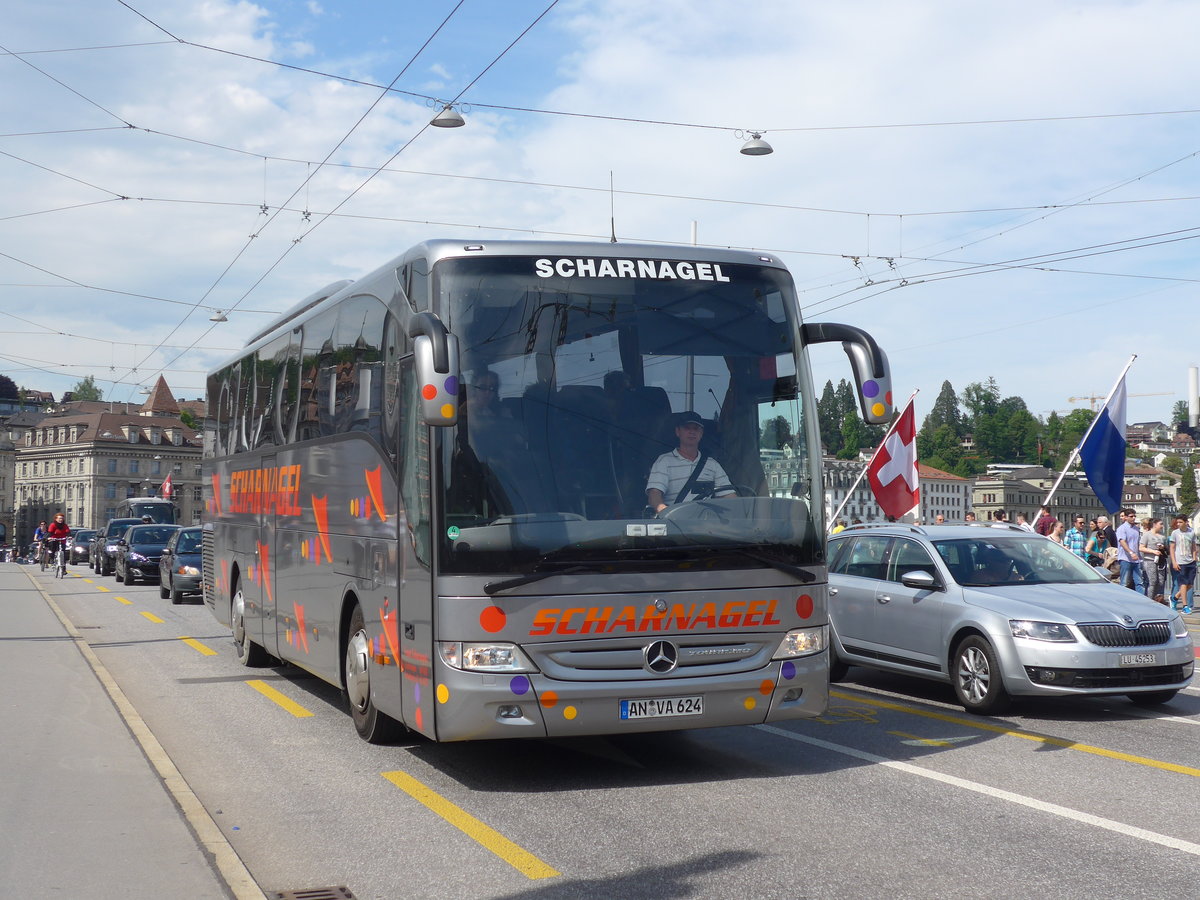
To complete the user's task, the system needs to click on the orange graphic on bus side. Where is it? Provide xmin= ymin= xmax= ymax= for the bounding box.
xmin=529 ymin=599 xmax=782 ymax=636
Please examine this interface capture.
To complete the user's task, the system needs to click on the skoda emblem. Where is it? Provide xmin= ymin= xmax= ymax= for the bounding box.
xmin=1122 ymin=615 xmax=1134 ymax=626
xmin=644 ymin=640 xmax=678 ymax=674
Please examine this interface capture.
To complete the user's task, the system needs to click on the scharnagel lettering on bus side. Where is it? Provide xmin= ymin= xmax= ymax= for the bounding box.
xmin=528 ymin=599 xmax=781 ymax=636
xmin=533 ymin=257 xmax=732 ymax=282
xmin=228 ymin=464 xmax=303 ymax=516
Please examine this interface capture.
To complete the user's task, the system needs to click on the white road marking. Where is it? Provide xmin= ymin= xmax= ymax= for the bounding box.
xmin=759 ymin=725 xmax=1200 ymax=857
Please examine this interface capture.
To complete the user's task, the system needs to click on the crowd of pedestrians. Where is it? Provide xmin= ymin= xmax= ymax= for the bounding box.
xmin=1047 ymin=507 xmax=1195 ymax=612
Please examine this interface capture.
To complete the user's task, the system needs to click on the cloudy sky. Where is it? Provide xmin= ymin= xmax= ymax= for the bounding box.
xmin=3 ymin=0 xmax=1198 ymax=427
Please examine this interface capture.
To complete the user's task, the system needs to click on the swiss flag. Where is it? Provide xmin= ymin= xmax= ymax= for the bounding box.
xmin=160 ymin=473 xmax=173 ymax=499
xmin=866 ymin=396 xmax=919 ymax=519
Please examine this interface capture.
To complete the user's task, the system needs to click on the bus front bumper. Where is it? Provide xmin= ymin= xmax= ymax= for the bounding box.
xmin=431 ymin=655 xmax=828 ymax=742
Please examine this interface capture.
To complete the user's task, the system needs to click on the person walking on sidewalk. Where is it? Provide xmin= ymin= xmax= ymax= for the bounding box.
xmin=1116 ymin=508 xmax=1144 ymax=594
xmin=1140 ymin=517 xmax=1168 ymax=605
xmin=1169 ymin=515 xmax=1197 ymax=613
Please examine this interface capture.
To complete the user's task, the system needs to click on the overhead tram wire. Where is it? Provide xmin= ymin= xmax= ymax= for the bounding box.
xmin=108 ymin=0 xmax=472 ymax=389
xmin=96 ymin=17 xmax=1200 ymax=138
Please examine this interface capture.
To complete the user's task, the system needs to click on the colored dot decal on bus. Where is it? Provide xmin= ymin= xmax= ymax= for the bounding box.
xmin=743 ymin=697 xmax=757 ymax=711
xmin=480 ymin=606 xmax=506 ymax=633
xmin=444 ymin=375 xmax=459 ymax=395
xmin=862 ymin=380 xmax=879 ymax=399
xmin=510 ymin=675 xmax=530 ymax=696
xmin=759 ymin=679 xmax=773 ymax=696
xmin=436 ymin=684 xmax=450 ymax=704
xmin=422 ymin=384 xmax=438 ymax=401
xmin=796 ymin=594 xmax=814 ymax=619
xmin=871 ymin=402 xmax=886 ymax=419
xmin=539 ymin=690 xmax=559 ymax=709
xmin=440 ymin=403 xmax=454 ymax=420
xmin=562 ymin=706 xmax=577 ymax=721
xmin=885 ymin=390 xmax=893 ymax=406
xmin=781 ymin=661 xmax=796 ymax=680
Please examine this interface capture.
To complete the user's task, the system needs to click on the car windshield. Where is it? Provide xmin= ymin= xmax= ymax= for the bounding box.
xmin=433 ymin=253 xmax=824 ymax=576
xmin=176 ymin=532 xmax=202 ymax=553
xmin=133 ymin=528 xmax=176 ymax=543
xmin=933 ymin=536 xmax=1105 ymax=586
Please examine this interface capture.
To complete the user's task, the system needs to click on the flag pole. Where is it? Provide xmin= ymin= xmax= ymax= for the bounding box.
xmin=827 ymin=390 xmax=917 ymax=532
xmin=1044 ymin=353 xmax=1136 ymax=507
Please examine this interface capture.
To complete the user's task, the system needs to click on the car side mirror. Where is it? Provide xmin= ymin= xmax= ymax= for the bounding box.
xmin=900 ymin=570 xmax=941 ymax=591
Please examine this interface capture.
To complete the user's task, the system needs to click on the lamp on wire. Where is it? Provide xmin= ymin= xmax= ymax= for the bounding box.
xmin=209 ymin=310 xmax=228 ymax=322
xmin=739 ymin=132 xmax=773 ymax=156
xmin=430 ymin=104 xmax=466 ymax=128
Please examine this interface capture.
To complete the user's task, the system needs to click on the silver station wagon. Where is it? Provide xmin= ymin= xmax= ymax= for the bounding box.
xmin=827 ymin=523 xmax=1194 ymax=713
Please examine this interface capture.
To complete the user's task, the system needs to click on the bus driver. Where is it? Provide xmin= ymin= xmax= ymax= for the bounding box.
xmin=646 ymin=412 xmax=735 ymax=515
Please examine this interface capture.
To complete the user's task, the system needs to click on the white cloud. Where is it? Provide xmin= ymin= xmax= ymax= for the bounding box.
xmin=1 ymin=0 xmax=1197 ymax=421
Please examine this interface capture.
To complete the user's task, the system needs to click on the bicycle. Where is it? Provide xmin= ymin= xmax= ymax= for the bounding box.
xmin=44 ymin=539 xmax=68 ymax=578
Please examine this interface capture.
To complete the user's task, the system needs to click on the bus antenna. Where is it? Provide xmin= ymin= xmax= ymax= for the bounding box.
xmin=609 ymin=171 xmax=618 ymax=242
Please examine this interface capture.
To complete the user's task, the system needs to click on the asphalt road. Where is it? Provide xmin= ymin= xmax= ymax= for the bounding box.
xmin=28 ymin=563 xmax=1200 ymax=900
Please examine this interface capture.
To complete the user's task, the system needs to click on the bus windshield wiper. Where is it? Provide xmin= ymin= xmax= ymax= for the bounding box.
xmin=484 ymin=563 xmax=596 ymax=596
xmin=725 ymin=547 xmax=817 ymax=583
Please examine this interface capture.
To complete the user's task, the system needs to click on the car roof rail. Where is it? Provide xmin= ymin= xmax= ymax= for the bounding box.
xmin=837 ymin=522 xmax=927 ymax=536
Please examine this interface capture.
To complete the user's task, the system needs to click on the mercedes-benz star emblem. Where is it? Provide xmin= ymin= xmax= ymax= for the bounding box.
xmin=644 ymin=640 xmax=678 ymax=674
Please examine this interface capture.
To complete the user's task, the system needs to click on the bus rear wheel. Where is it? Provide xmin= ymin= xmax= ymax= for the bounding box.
xmin=232 ymin=582 xmax=269 ymax=667
xmin=345 ymin=603 xmax=404 ymax=744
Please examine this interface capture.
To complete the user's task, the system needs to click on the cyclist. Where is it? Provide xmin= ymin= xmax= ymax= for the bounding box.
xmin=33 ymin=521 xmax=48 ymax=568
xmin=43 ymin=513 xmax=71 ymax=575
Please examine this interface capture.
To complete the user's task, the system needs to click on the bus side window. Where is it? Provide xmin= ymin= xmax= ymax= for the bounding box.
xmin=297 ymin=307 xmax=338 ymax=441
xmin=333 ymin=295 xmax=386 ymax=440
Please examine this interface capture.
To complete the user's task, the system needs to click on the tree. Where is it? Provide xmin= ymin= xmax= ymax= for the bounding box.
xmin=1181 ymin=465 xmax=1198 ymax=513
xmin=0 ymin=373 xmax=17 ymax=400
xmin=837 ymin=410 xmax=865 ymax=459
xmin=760 ymin=415 xmax=793 ymax=450
xmin=922 ymin=380 xmax=962 ymax=437
xmin=1161 ymin=455 xmax=1184 ymax=474
xmin=180 ymin=409 xmax=197 ymax=429
xmin=1171 ymin=400 xmax=1189 ymax=426
xmin=817 ymin=380 xmax=841 ymax=453
xmin=70 ymin=375 xmax=103 ymax=401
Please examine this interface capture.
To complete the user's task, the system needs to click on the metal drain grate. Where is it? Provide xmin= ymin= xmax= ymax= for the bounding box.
xmin=269 ymin=889 xmax=356 ymax=900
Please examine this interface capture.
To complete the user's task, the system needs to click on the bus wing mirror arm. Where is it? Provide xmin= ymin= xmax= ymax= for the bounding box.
xmin=409 ymin=312 xmax=461 ymax=426
xmin=801 ymin=322 xmax=893 ymax=425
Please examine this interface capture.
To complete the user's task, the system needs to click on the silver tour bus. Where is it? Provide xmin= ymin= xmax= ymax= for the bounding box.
xmin=203 ymin=240 xmax=893 ymax=742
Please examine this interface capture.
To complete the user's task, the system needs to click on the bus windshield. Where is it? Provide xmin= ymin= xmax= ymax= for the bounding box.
xmin=436 ymin=254 xmax=821 ymax=576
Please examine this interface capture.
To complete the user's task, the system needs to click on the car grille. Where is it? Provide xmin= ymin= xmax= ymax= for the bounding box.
xmin=1078 ymin=622 xmax=1172 ymax=647
xmin=1070 ymin=664 xmax=1189 ymax=688
xmin=527 ymin=636 xmax=777 ymax=682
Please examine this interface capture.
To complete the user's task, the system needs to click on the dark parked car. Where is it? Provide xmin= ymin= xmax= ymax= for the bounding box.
xmin=159 ymin=526 xmax=202 ymax=604
xmin=69 ymin=529 xmax=96 ymax=565
xmin=94 ymin=518 xmax=143 ymax=575
xmin=114 ymin=524 xmax=180 ymax=585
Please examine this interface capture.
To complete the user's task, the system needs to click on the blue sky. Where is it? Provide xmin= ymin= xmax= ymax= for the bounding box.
xmin=2 ymin=0 xmax=1198 ymax=429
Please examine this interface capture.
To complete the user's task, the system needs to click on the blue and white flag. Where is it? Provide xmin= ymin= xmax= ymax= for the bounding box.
xmin=1077 ymin=374 xmax=1127 ymax=513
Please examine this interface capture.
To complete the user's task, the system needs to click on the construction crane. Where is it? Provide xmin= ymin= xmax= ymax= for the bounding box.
xmin=1067 ymin=391 xmax=1173 ymax=411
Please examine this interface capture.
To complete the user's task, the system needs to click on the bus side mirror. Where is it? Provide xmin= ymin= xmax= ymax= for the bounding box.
xmin=801 ymin=322 xmax=893 ymax=425
xmin=409 ymin=313 xmax=460 ymax=426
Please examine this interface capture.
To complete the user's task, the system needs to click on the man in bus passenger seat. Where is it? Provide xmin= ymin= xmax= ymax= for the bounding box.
xmin=645 ymin=412 xmax=735 ymax=515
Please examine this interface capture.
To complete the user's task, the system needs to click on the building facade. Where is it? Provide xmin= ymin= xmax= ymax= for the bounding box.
xmin=971 ymin=466 xmax=1106 ymax=526
xmin=11 ymin=379 xmax=202 ymax=545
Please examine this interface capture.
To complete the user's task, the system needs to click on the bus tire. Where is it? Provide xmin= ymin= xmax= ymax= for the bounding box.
xmin=232 ymin=581 xmax=269 ymax=667
xmin=345 ymin=603 xmax=404 ymax=744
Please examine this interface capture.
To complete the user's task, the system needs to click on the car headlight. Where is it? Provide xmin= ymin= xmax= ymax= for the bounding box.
xmin=177 ymin=565 xmax=200 ymax=576
xmin=1172 ymin=615 xmax=1190 ymax=639
xmin=105 ymin=543 xmax=119 ymax=553
xmin=773 ymin=626 xmax=828 ymax=659
xmin=1010 ymin=620 xmax=1076 ymax=642
xmin=128 ymin=552 xmax=148 ymax=563
xmin=437 ymin=641 xmax=538 ymax=673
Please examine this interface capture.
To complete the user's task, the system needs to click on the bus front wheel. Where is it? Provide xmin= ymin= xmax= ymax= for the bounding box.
xmin=345 ymin=603 xmax=404 ymax=744
xmin=232 ymin=582 xmax=269 ymax=667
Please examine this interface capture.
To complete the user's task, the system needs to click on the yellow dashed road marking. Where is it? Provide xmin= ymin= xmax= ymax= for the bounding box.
xmin=245 ymin=679 xmax=313 ymax=718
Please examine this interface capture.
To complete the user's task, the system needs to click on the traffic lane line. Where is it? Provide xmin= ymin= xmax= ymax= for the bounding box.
xmin=245 ymin=679 xmax=314 ymax=718
xmin=759 ymin=725 xmax=1200 ymax=857
xmin=179 ymin=636 xmax=218 ymax=656
xmin=382 ymin=770 xmax=560 ymax=880
xmin=830 ymin=688 xmax=1200 ymax=778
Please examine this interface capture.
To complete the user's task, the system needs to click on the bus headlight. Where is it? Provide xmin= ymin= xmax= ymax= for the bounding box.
xmin=773 ymin=626 xmax=827 ymax=659
xmin=438 ymin=641 xmax=538 ymax=673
